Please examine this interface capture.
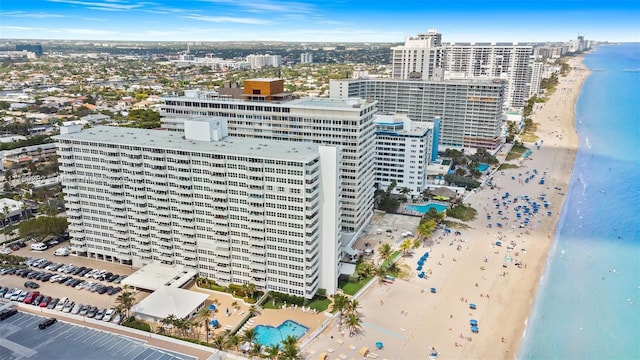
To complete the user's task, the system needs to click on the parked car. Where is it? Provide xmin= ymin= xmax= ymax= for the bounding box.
xmin=94 ymin=308 xmax=106 ymax=320
xmin=23 ymin=292 xmax=40 ymax=305
xmin=107 ymin=287 xmax=122 ymax=296
xmin=33 ymin=295 xmax=45 ymax=306
xmin=39 ymin=296 xmax=52 ymax=307
xmin=0 ymin=308 xmax=18 ymax=321
xmin=47 ymin=298 xmax=60 ymax=309
xmin=79 ymin=304 xmax=90 ymax=316
xmin=63 ymin=301 xmax=75 ymax=313
xmin=38 ymin=317 xmax=57 ymax=330
xmin=24 ymin=281 xmax=40 ymax=289
xmin=71 ymin=303 xmax=83 ymax=315
xmin=56 ymin=298 xmax=69 ymax=311
xmin=86 ymin=306 xmax=98 ymax=318
xmin=103 ymin=308 xmax=116 ymax=322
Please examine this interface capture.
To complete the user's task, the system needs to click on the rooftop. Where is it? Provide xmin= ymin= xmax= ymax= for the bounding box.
xmin=131 ymin=286 xmax=209 ymax=320
xmin=54 ymin=126 xmax=321 ymax=162
xmin=121 ymin=262 xmax=198 ymax=291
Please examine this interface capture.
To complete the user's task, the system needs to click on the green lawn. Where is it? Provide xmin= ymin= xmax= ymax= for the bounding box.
xmin=308 ymin=298 xmax=331 ymax=312
xmin=505 ymin=145 xmax=529 ymax=161
xmin=381 ymin=250 xmax=402 ymax=269
xmin=498 ymin=163 xmax=519 ymax=171
xmin=339 ymin=276 xmax=372 ymax=296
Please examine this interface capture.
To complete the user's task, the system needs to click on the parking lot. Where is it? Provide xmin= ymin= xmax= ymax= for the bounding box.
xmin=1 ymin=245 xmax=147 ymax=312
xmin=0 ymin=310 xmax=196 ymax=359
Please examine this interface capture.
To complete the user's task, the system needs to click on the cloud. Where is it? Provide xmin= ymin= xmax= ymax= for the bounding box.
xmin=47 ymin=0 xmax=144 ymax=11
xmin=200 ymin=0 xmax=315 ymax=14
xmin=3 ymin=11 xmax=65 ymax=18
xmin=183 ymin=14 xmax=272 ymax=25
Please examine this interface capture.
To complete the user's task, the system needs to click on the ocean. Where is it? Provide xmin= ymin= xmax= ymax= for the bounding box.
xmin=518 ymin=43 xmax=640 ymax=359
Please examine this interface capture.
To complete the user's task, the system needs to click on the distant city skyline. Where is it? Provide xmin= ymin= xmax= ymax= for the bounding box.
xmin=1 ymin=0 xmax=639 ymax=43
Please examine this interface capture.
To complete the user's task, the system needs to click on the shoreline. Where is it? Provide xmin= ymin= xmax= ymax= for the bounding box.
xmin=507 ymin=54 xmax=591 ymax=356
xmin=302 ymin=54 xmax=592 ymax=360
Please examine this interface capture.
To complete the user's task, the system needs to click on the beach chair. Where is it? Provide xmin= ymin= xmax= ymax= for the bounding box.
xmin=335 ymin=339 xmax=344 ymax=345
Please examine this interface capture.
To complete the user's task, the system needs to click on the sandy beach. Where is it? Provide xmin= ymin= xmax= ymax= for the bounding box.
xmin=304 ymin=56 xmax=590 ymax=360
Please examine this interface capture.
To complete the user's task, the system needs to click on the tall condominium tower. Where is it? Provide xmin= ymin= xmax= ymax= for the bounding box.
xmin=441 ymin=43 xmax=534 ymax=108
xmin=330 ymin=78 xmax=505 ymax=152
xmin=391 ymin=30 xmax=444 ymax=81
xmin=55 ymin=120 xmax=343 ymax=298
xmin=391 ymin=31 xmax=534 ymax=109
xmin=161 ymin=79 xmax=377 ymax=239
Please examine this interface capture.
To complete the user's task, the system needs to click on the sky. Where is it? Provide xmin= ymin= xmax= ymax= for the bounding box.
xmin=1 ymin=0 xmax=639 ymax=43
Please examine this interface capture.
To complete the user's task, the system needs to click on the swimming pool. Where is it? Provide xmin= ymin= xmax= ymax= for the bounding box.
xmin=476 ymin=163 xmax=490 ymax=172
xmin=405 ymin=203 xmax=447 ymax=214
xmin=254 ymin=320 xmax=309 ymax=347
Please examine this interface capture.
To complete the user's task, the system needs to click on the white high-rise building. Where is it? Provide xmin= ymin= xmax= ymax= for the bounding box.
xmin=529 ymin=61 xmax=544 ymax=97
xmin=55 ymin=120 xmax=342 ymax=298
xmin=300 ymin=52 xmax=313 ymax=64
xmin=374 ymin=114 xmax=434 ymax=195
xmin=246 ymin=54 xmax=282 ymax=69
xmin=160 ymin=80 xmax=377 ymax=239
xmin=391 ymin=31 xmax=534 ymax=108
xmin=330 ymin=78 xmax=505 ymax=152
xmin=441 ymin=43 xmax=534 ymax=108
xmin=391 ymin=30 xmax=444 ymax=81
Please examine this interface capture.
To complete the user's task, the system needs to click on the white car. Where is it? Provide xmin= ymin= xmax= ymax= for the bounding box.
xmin=56 ymin=297 xmax=68 ymax=311
xmin=103 ymin=308 xmax=116 ymax=322
xmin=31 ymin=243 xmax=47 ymax=251
xmin=3 ymin=288 xmax=18 ymax=299
xmin=54 ymin=247 xmax=70 ymax=256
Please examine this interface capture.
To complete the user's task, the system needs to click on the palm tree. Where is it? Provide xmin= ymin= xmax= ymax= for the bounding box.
xmin=242 ymin=282 xmax=257 ymax=300
xmin=211 ymin=334 xmax=227 ymax=350
xmin=330 ymin=294 xmax=349 ymax=315
xmin=378 ymin=243 xmax=392 ymax=264
xmin=241 ymin=327 xmax=257 ymax=345
xmin=344 ymin=299 xmax=360 ymax=317
xmin=115 ymin=290 xmax=136 ymax=318
xmin=399 ymin=238 xmax=413 ymax=256
xmin=279 ymin=335 xmax=302 ymax=360
xmin=226 ymin=334 xmax=240 ymax=351
xmin=160 ymin=314 xmax=177 ymax=335
xmin=345 ymin=314 xmax=363 ymax=336
xmin=374 ymin=265 xmax=388 ymax=283
xmin=231 ymin=300 xmax=238 ymax=310
xmin=248 ymin=343 xmax=263 ymax=358
xmin=195 ymin=306 xmax=212 ymax=340
xmin=266 ymin=344 xmax=281 ymax=359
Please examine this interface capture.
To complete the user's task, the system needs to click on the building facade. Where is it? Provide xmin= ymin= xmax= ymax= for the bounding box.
xmin=246 ymin=54 xmax=282 ymax=69
xmin=374 ymin=114 xmax=434 ymax=195
xmin=330 ymin=78 xmax=505 ymax=152
xmin=55 ymin=121 xmax=342 ymax=298
xmin=441 ymin=43 xmax=534 ymax=108
xmin=160 ymin=81 xmax=377 ymax=238
xmin=390 ymin=31 xmax=534 ymax=109
xmin=391 ymin=30 xmax=443 ymax=81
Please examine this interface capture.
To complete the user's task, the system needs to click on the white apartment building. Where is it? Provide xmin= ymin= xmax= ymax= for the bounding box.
xmin=529 ymin=61 xmax=544 ymax=97
xmin=246 ymin=54 xmax=282 ymax=69
xmin=442 ymin=43 xmax=534 ymax=108
xmin=391 ymin=31 xmax=534 ymax=109
xmin=391 ymin=30 xmax=444 ymax=81
xmin=160 ymin=82 xmax=376 ymax=239
xmin=330 ymin=78 xmax=505 ymax=152
xmin=300 ymin=52 xmax=313 ymax=64
xmin=374 ymin=114 xmax=434 ymax=195
xmin=55 ymin=120 xmax=342 ymax=298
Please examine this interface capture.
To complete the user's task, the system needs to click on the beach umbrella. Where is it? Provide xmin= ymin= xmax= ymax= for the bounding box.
xmin=417 ymin=265 xmax=423 ymax=271
xmin=470 ymin=319 xmax=478 ymax=325
xmin=376 ymin=341 xmax=384 ymax=349
xmin=430 ymin=287 xmax=436 ymax=293
xmin=226 ymin=308 xmax=230 ymax=315
xmin=208 ymin=304 xmax=216 ymax=311
xmin=469 ymin=304 xmax=477 ymax=310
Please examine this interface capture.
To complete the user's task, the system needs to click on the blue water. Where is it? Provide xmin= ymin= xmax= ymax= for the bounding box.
xmin=519 ymin=44 xmax=640 ymax=359
xmin=406 ymin=203 xmax=447 ymax=214
xmin=254 ymin=320 xmax=309 ymax=347
xmin=477 ymin=163 xmax=490 ymax=172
